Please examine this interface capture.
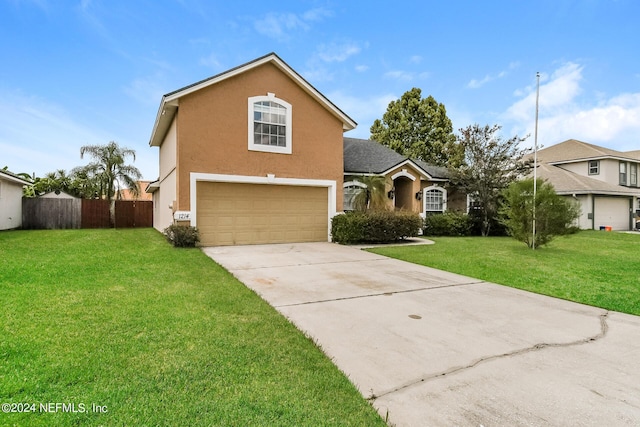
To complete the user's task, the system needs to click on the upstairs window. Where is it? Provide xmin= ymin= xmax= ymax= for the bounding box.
xmin=588 ymin=160 xmax=599 ymax=175
xmin=619 ymin=161 xmax=627 ymax=185
xmin=248 ymin=94 xmax=292 ymax=154
xmin=631 ymin=163 xmax=637 ymax=187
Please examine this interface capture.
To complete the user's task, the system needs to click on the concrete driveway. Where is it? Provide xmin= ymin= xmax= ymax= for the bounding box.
xmin=202 ymin=242 xmax=640 ymax=426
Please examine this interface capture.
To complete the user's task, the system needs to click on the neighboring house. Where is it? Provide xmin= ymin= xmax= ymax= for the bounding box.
xmin=0 ymin=169 xmax=30 ymax=230
xmin=343 ymin=137 xmax=466 ymax=216
xmin=40 ymin=190 xmax=77 ymax=199
xmin=534 ymin=139 xmax=640 ymax=230
xmin=118 ymin=181 xmax=153 ymax=201
xmin=147 ymin=53 xmax=357 ymax=246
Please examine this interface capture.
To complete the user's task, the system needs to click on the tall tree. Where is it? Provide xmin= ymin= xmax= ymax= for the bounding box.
xmin=79 ymin=141 xmax=142 ymax=223
xmin=370 ymin=88 xmax=463 ymax=168
xmin=501 ymin=178 xmax=580 ymax=248
xmin=451 ymin=124 xmax=531 ymax=236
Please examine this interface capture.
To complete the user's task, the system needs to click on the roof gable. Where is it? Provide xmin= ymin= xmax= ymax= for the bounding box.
xmin=149 ymin=53 xmax=357 ymax=147
xmin=537 ymin=139 xmax=639 ymax=164
xmin=343 ymin=138 xmax=450 ymax=180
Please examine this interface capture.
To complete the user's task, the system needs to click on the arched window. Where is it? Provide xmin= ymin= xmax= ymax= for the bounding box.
xmin=248 ymin=94 xmax=292 ymax=154
xmin=343 ymin=180 xmax=367 ymax=211
xmin=423 ymin=186 xmax=447 ymax=215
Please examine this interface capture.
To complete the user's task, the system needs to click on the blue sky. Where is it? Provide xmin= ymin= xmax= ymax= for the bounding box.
xmin=2 ymin=0 xmax=639 ymax=180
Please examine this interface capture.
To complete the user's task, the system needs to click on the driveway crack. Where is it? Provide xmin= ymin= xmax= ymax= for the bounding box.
xmin=369 ymin=311 xmax=609 ymax=401
xmin=275 ymin=281 xmax=485 ymax=308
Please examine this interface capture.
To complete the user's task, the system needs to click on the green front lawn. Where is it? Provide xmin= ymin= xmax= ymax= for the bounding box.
xmin=369 ymin=231 xmax=640 ymax=316
xmin=0 ymin=229 xmax=385 ymax=426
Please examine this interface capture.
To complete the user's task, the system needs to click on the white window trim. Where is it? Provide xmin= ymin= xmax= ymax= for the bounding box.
xmin=343 ymin=180 xmax=368 ymax=189
xmin=588 ymin=160 xmax=599 ymax=175
xmin=248 ymin=93 xmax=292 ymax=155
xmin=391 ymin=169 xmax=416 ymax=181
xmin=421 ymin=185 xmax=447 ymax=218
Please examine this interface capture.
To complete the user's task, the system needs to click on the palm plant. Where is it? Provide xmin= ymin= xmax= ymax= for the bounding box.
xmin=79 ymin=141 xmax=142 ymax=224
xmin=351 ymin=175 xmax=388 ymax=211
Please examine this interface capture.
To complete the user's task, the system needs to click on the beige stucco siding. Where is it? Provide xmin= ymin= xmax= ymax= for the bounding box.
xmin=153 ymin=170 xmax=176 ymax=232
xmin=153 ymin=117 xmax=178 ymax=232
xmin=159 ymin=117 xmax=177 ymax=181
xmin=566 ymin=194 xmax=591 ymax=229
xmin=0 ymin=180 xmax=24 ymax=230
xmin=176 ymin=62 xmax=344 ymax=213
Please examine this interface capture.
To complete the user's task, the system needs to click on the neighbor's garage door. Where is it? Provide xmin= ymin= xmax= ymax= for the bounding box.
xmin=594 ymin=196 xmax=631 ymax=230
xmin=196 ymin=181 xmax=329 ymax=246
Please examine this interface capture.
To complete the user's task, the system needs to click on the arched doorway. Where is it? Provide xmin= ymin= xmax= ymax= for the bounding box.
xmin=393 ymin=176 xmax=413 ymax=210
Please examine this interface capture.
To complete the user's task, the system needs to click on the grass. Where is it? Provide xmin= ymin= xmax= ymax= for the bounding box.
xmin=0 ymin=229 xmax=386 ymax=427
xmin=368 ymin=231 xmax=640 ymax=316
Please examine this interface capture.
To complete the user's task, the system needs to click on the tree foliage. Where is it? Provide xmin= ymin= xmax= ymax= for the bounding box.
xmin=451 ymin=124 xmax=532 ymax=236
xmin=20 ymin=142 xmax=141 ymax=204
xmin=370 ymin=88 xmax=464 ymax=168
xmin=501 ymin=178 xmax=580 ymax=248
xmin=80 ymin=141 xmax=141 ymax=202
xmin=350 ymin=175 xmax=388 ymax=212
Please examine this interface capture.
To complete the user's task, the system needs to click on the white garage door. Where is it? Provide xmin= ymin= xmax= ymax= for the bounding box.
xmin=594 ymin=197 xmax=631 ymax=230
xmin=196 ymin=181 xmax=329 ymax=246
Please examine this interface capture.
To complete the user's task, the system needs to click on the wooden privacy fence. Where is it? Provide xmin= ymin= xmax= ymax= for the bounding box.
xmin=22 ymin=199 xmax=153 ymax=229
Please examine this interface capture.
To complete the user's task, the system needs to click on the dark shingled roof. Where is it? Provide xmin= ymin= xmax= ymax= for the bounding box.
xmin=343 ymin=137 xmax=450 ymax=179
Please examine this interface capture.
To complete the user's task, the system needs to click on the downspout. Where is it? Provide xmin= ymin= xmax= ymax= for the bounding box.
xmin=591 ymin=195 xmax=595 ymax=230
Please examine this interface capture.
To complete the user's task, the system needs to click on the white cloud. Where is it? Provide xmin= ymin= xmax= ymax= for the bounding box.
xmin=409 ymin=55 xmax=423 ymax=64
xmin=468 ymin=62 xmax=520 ymax=89
xmin=316 ymin=42 xmax=361 ymax=63
xmin=0 ymin=91 xmax=111 ymax=177
xmin=301 ymin=7 xmax=332 ymax=22
xmin=254 ymin=7 xmax=331 ymax=42
xmin=502 ymin=62 xmax=640 ymax=150
xmin=326 ymin=91 xmax=397 ymax=138
xmin=199 ymin=52 xmax=222 ymax=70
xmin=123 ymin=73 xmax=167 ymax=106
xmin=384 ymin=70 xmax=429 ymax=82
xmin=355 ymin=65 xmax=369 ymax=72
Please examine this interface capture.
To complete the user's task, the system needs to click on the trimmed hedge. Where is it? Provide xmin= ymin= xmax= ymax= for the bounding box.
xmin=423 ymin=212 xmax=472 ymax=236
xmin=331 ymin=210 xmax=422 ymax=244
xmin=163 ymin=224 xmax=200 ymax=247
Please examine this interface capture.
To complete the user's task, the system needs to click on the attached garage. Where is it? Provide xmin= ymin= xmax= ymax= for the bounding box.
xmin=195 ymin=178 xmax=332 ymax=246
xmin=594 ymin=196 xmax=632 ymax=230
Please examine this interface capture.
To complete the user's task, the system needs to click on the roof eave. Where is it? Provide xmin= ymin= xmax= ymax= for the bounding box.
xmin=0 ymin=171 xmax=30 ymax=186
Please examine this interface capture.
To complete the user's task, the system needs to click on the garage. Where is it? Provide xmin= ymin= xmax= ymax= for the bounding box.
xmin=196 ymin=181 xmax=329 ymax=246
xmin=594 ymin=196 xmax=631 ymax=230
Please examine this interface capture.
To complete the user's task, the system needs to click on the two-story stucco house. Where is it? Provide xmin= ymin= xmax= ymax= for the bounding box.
xmin=147 ymin=53 xmax=357 ymax=246
xmin=147 ymin=53 xmax=464 ymax=246
xmin=535 ymin=139 xmax=640 ymax=230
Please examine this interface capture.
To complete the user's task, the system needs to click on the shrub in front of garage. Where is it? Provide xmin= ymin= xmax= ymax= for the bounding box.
xmin=163 ymin=224 xmax=201 ymax=247
xmin=331 ymin=210 xmax=422 ymax=244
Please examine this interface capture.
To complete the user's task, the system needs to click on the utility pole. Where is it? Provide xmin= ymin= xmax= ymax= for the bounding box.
xmin=532 ymin=72 xmax=540 ymax=250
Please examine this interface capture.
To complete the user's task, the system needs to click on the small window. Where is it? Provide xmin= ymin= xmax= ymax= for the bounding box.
xmin=630 ymin=163 xmax=637 ymax=187
xmin=588 ymin=160 xmax=599 ymax=175
xmin=619 ymin=162 xmax=627 ymax=185
xmin=248 ymin=94 xmax=292 ymax=154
